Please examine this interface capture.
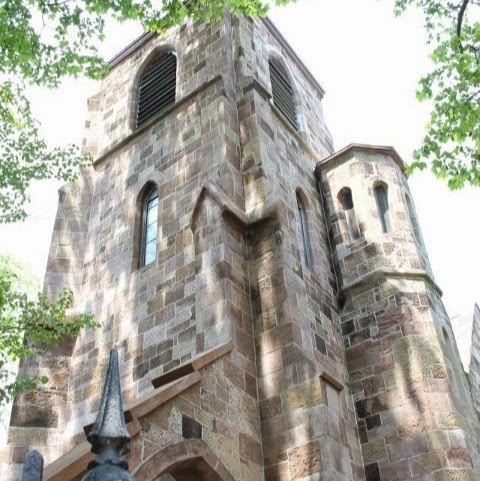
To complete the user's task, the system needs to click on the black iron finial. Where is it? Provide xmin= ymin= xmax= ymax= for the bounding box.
xmin=81 ymin=349 xmax=134 ymax=481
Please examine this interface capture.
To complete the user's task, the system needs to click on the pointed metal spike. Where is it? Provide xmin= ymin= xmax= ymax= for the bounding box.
xmin=87 ymin=349 xmax=130 ymax=455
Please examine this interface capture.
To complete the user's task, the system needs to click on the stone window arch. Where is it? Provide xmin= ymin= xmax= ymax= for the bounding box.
xmin=338 ymin=187 xmax=361 ymax=240
xmin=296 ymin=191 xmax=313 ymax=269
xmin=269 ymin=56 xmax=298 ymax=130
xmin=136 ymin=50 xmax=177 ymax=127
xmin=373 ymin=182 xmax=391 ymax=233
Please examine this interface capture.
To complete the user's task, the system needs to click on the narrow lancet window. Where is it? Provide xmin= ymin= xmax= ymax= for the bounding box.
xmin=338 ymin=187 xmax=361 ymax=240
xmin=141 ymin=187 xmax=159 ymax=267
xmin=297 ymin=194 xmax=312 ymax=269
xmin=374 ymin=184 xmax=391 ymax=233
xmin=406 ymin=195 xmax=422 ymax=244
xmin=269 ymin=58 xmax=298 ymax=130
xmin=137 ymin=51 xmax=177 ymax=127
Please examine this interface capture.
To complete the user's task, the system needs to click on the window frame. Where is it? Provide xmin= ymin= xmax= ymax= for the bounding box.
xmin=269 ymin=57 xmax=298 ymax=131
xmin=297 ymin=193 xmax=313 ymax=269
xmin=140 ymin=186 xmax=159 ymax=267
xmin=136 ymin=50 xmax=177 ymax=128
xmin=373 ymin=183 xmax=391 ymax=233
xmin=338 ymin=187 xmax=361 ymax=241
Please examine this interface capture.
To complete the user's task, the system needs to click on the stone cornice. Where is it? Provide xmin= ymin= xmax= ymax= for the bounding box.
xmin=315 ymin=143 xmax=407 ymax=178
xmin=340 ymin=268 xmax=443 ymax=297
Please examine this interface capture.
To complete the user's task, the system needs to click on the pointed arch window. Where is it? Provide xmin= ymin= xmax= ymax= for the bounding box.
xmin=136 ymin=51 xmax=177 ymax=127
xmin=374 ymin=183 xmax=391 ymax=233
xmin=297 ymin=194 xmax=312 ymax=269
xmin=269 ymin=58 xmax=298 ymax=130
xmin=141 ymin=187 xmax=159 ymax=267
xmin=338 ymin=187 xmax=361 ymax=240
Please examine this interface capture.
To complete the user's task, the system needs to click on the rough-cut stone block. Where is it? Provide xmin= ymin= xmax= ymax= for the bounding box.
xmin=281 ymin=378 xmax=324 ymax=412
xmin=288 ymin=441 xmax=322 ymax=480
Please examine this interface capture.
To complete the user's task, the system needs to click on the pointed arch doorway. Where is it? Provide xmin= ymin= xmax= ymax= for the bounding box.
xmin=133 ymin=440 xmax=236 ymax=481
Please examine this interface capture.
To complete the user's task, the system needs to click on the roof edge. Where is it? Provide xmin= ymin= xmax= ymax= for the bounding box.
xmin=315 ymin=143 xmax=406 ymax=177
xmin=104 ymin=15 xmax=328 ymax=100
xmin=262 ymin=16 xmax=326 ymax=98
xmin=108 ymin=31 xmax=157 ymax=69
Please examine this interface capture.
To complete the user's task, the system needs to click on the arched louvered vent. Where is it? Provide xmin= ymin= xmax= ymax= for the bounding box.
xmin=136 ymin=51 xmax=177 ymax=127
xmin=269 ymin=58 xmax=298 ymax=130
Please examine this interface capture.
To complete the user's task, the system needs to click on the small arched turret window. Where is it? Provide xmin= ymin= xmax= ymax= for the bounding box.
xmin=338 ymin=187 xmax=361 ymax=240
xmin=297 ymin=194 xmax=312 ymax=269
xmin=137 ymin=51 xmax=177 ymax=127
xmin=141 ymin=186 xmax=159 ymax=267
xmin=374 ymin=183 xmax=391 ymax=233
xmin=269 ymin=58 xmax=298 ymax=130
xmin=405 ymin=195 xmax=423 ymax=245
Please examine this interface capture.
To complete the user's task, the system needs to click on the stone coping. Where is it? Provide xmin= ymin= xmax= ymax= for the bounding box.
xmin=315 ymin=143 xmax=406 ymax=177
xmin=43 ymin=342 xmax=234 ymax=481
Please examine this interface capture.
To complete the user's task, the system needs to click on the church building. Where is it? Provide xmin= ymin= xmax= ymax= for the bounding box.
xmin=2 ymin=11 xmax=480 ymax=481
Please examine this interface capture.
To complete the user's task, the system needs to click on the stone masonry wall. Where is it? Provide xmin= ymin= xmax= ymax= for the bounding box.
xmin=63 ymin=15 xmax=248 ymax=445
xmin=319 ymin=146 xmax=480 ymax=481
xmin=469 ymin=305 xmax=480 ymax=415
xmin=4 ymin=12 xmax=480 ymax=481
xmin=235 ymin=16 xmax=362 ymax=481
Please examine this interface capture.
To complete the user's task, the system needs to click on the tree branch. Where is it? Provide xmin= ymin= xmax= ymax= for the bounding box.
xmin=457 ymin=0 xmax=470 ymax=51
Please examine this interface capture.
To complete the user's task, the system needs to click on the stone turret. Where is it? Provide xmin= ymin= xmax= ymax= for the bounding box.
xmin=317 ymin=144 xmax=480 ymax=481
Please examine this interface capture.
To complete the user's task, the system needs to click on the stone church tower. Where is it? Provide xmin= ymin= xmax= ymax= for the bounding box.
xmin=2 ymin=12 xmax=480 ymax=481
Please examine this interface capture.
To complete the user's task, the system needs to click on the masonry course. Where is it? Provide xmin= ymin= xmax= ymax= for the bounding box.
xmin=1 ymin=12 xmax=479 ymax=481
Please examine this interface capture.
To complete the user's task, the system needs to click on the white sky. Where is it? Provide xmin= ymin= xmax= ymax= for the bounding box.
xmin=0 ymin=0 xmax=479 ymax=321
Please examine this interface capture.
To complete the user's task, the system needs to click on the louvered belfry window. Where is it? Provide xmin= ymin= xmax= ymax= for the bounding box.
xmin=136 ymin=51 xmax=177 ymax=127
xmin=269 ymin=58 xmax=298 ymax=130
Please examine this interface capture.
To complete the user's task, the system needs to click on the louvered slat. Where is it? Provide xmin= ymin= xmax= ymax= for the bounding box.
xmin=269 ymin=59 xmax=298 ymax=130
xmin=137 ymin=52 xmax=177 ymax=127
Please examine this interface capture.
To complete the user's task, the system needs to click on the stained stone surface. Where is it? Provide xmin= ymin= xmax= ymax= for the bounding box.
xmin=1 ymin=11 xmax=480 ymax=481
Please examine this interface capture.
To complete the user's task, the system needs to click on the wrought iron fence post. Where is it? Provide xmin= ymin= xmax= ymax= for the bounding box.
xmin=20 ymin=349 xmax=134 ymax=481
xmin=81 ymin=349 xmax=134 ymax=481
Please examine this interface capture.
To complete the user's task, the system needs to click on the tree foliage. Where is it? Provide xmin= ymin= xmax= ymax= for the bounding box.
xmin=394 ymin=0 xmax=480 ymax=188
xmin=0 ymin=254 xmax=97 ymax=407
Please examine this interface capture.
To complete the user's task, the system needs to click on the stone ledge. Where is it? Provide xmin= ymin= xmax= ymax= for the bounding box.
xmin=340 ymin=267 xmax=443 ymax=297
xmin=150 ymin=341 xmax=233 ymax=389
xmin=92 ymin=74 xmax=224 ymax=167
